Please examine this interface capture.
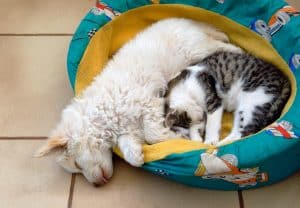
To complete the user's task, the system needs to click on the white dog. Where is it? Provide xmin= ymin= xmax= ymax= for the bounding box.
xmin=35 ymin=18 xmax=241 ymax=186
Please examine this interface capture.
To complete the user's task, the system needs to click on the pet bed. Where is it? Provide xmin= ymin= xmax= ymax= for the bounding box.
xmin=67 ymin=0 xmax=300 ymax=190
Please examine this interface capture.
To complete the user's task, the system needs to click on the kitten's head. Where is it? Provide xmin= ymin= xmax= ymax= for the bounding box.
xmin=164 ymin=68 xmax=207 ymax=136
xmin=35 ymin=104 xmax=114 ymax=187
xmin=164 ymin=107 xmax=192 ymax=129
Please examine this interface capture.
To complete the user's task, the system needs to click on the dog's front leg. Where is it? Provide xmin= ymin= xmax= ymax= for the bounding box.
xmin=117 ymin=134 xmax=144 ymax=167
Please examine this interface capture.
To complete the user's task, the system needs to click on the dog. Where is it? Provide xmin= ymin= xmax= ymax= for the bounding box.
xmin=35 ymin=18 xmax=241 ymax=186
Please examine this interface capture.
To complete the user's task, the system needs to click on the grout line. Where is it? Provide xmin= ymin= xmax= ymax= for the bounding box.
xmin=0 ymin=33 xmax=73 ymax=36
xmin=0 ymin=136 xmax=47 ymax=140
xmin=238 ymin=190 xmax=245 ymax=208
xmin=67 ymin=174 xmax=76 ymax=208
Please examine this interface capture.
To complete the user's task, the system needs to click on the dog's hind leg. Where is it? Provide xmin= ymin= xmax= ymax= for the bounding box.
xmin=203 ymin=27 xmax=229 ymax=43
xmin=118 ymin=134 xmax=144 ymax=167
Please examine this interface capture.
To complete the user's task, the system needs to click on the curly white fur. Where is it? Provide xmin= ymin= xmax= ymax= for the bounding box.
xmin=35 ymin=18 xmax=242 ymax=185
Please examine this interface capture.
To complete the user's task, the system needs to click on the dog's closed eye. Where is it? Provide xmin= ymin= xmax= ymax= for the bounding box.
xmin=74 ymin=161 xmax=82 ymax=170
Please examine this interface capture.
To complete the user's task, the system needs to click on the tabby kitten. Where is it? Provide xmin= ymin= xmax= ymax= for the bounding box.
xmin=164 ymin=51 xmax=291 ymax=146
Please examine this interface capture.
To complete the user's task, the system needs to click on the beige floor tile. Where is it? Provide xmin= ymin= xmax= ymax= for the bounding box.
xmin=73 ymin=158 xmax=239 ymax=208
xmin=243 ymin=172 xmax=300 ymax=208
xmin=0 ymin=140 xmax=71 ymax=208
xmin=286 ymin=0 xmax=300 ymax=9
xmin=0 ymin=0 xmax=92 ymax=33
xmin=0 ymin=37 xmax=73 ymax=136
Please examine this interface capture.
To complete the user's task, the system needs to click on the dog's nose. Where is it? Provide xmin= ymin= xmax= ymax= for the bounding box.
xmin=93 ymin=177 xmax=108 ymax=187
xmin=100 ymin=168 xmax=111 ymax=183
xmin=93 ymin=182 xmax=101 ymax=187
xmin=93 ymin=176 xmax=109 ymax=187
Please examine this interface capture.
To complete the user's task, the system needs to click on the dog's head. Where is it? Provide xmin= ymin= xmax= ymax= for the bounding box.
xmin=35 ymin=106 xmax=114 ymax=187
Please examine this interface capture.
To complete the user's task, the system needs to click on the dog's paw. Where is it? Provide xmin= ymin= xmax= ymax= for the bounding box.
xmin=123 ymin=143 xmax=144 ymax=167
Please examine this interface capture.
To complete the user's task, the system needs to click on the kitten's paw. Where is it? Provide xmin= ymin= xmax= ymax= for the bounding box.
xmin=171 ymin=126 xmax=190 ymax=139
xmin=190 ymin=132 xmax=203 ymax=142
xmin=123 ymin=144 xmax=144 ymax=167
xmin=217 ymin=134 xmax=241 ymax=146
xmin=204 ymin=138 xmax=219 ymax=146
xmin=204 ymin=133 xmax=219 ymax=146
xmin=190 ymin=124 xmax=205 ymax=142
xmin=166 ymin=131 xmax=186 ymax=140
xmin=191 ymin=135 xmax=203 ymax=142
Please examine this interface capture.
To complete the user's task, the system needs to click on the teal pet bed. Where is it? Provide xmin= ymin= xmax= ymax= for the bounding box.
xmin=67 ymin=0 xmax=300 ymax=190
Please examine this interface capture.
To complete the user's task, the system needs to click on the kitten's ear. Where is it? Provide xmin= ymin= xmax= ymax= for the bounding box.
xmin=34 ymin=137 xmax=68 ymax=157
xmin=207 ymin=74 xmax=216 ymax=88
xmin=197 ymin=70 xmax=216 ymax=88
xmin=164 ymin=108 xmax=178 ymax=127
xmin=166 ymin=69 xmax=190 ymax=97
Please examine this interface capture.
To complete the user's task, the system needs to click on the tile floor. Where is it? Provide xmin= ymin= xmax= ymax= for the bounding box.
xmin=0 ymin=1 xmax=299 ymax=207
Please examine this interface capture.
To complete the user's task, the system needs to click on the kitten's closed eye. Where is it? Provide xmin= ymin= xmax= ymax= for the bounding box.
xmin=177 ymin=111 xmax=192 ymax=129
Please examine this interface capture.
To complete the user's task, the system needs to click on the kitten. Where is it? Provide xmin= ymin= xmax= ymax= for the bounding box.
xmin=164 ymin=51 xmax=291 ymax=146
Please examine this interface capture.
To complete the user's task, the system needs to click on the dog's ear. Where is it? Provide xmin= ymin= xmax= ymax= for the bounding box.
xmin=34 ymin=137 xmax=68 ymax=157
